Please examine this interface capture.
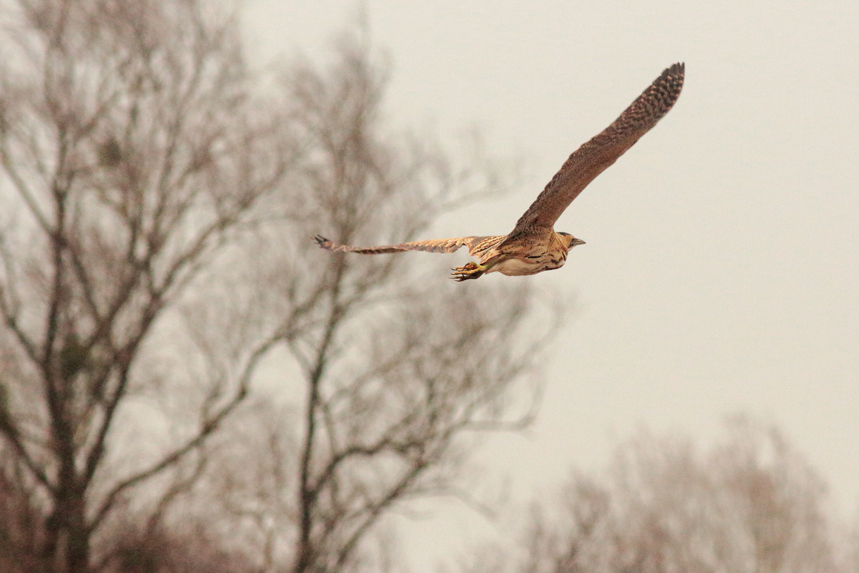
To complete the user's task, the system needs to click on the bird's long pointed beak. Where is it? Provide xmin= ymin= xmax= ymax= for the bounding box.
xmin=572 ymin=238 xmax=586 ymax=246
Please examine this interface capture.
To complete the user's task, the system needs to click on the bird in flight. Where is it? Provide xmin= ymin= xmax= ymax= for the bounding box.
xmin=316 ymin=63 xmax=684 ymax=281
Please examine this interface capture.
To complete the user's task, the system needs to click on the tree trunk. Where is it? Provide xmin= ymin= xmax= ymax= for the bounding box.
xmin=42 ymin=479 xmax=90 ymax=573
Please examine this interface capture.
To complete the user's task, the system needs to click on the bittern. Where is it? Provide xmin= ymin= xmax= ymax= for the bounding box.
xmin=316 ymin=63 xmax=684 ymax=281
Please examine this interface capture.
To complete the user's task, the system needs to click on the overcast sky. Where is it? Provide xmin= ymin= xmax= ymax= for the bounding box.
xmin=243 ymin=1 xmax=859 ymax=569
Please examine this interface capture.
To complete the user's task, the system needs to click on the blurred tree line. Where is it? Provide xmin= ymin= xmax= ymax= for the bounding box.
xmin=0 ymin=1 xmax=856 ymax=572
xmin=464 ymin=416 xmax=859 ymax=573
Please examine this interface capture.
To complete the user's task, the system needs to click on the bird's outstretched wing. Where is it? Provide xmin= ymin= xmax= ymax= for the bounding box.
xmin=508 ymin=62 xmax=685 ymax=237
xmin=315 ymin=235 xmax=504 ymax=257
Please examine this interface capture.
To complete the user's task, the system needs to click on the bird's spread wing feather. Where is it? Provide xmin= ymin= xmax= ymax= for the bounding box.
xmin=315 ymin=235 xmax=504 ymax=257
xmin=507 ymin=62 xmax=685 ymax=239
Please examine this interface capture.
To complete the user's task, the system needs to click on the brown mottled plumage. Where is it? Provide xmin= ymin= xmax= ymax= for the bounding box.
xmin=317 ymin=63 xmax=685 ymax=281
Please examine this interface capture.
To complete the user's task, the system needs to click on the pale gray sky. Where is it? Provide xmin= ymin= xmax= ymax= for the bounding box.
xmin=243 ymin=0 xmax=859 ymax=569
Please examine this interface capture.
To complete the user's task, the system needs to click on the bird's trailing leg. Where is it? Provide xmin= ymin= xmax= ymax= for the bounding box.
xmin=452 ymin=252 xmax=510 ymax=281
xmin=451 ymin=262 xmax=485 ymax=281
xmin=451 ymin=261 xmax=487 ymax=282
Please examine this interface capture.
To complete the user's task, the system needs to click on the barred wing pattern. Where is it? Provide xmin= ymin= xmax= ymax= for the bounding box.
xmin=315 ymin=235 xmax=505 ymax=257
xmin=508 ymin=62 xmax=685 ymax=237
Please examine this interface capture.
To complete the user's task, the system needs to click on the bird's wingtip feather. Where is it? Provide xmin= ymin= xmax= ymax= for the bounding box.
xmin=665 ymin=62 xmax=685 ymax=76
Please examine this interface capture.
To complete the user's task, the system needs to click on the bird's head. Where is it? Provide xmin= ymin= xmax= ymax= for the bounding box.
xmin=558 ymin=232 xmax=586 ymax=250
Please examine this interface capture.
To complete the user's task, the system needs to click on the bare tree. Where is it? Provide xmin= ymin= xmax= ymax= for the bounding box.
xmin=467 ymin=416 xmax=844 ymax=573
xmin=709 ymin=417 xmax=837 ymax=573
xmin=0 ymin=0 xmax=291 ymax=571
xmin=163 ymin=35 xmax=556 ymax=573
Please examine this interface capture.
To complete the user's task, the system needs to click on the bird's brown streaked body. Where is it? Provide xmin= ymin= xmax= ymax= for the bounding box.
xmin=316 ymin=63 xmax=685 ymax=281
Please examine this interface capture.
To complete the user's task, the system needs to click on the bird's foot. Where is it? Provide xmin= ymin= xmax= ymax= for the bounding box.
xmin=314 ymin=235 xmax=334 ymax=250
xmin=451 ymin=261 xmax=486 ymax=282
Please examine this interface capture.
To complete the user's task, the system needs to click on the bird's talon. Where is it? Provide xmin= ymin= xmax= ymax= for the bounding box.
xmin=450 ymin=262 xmax=487 ymax=281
